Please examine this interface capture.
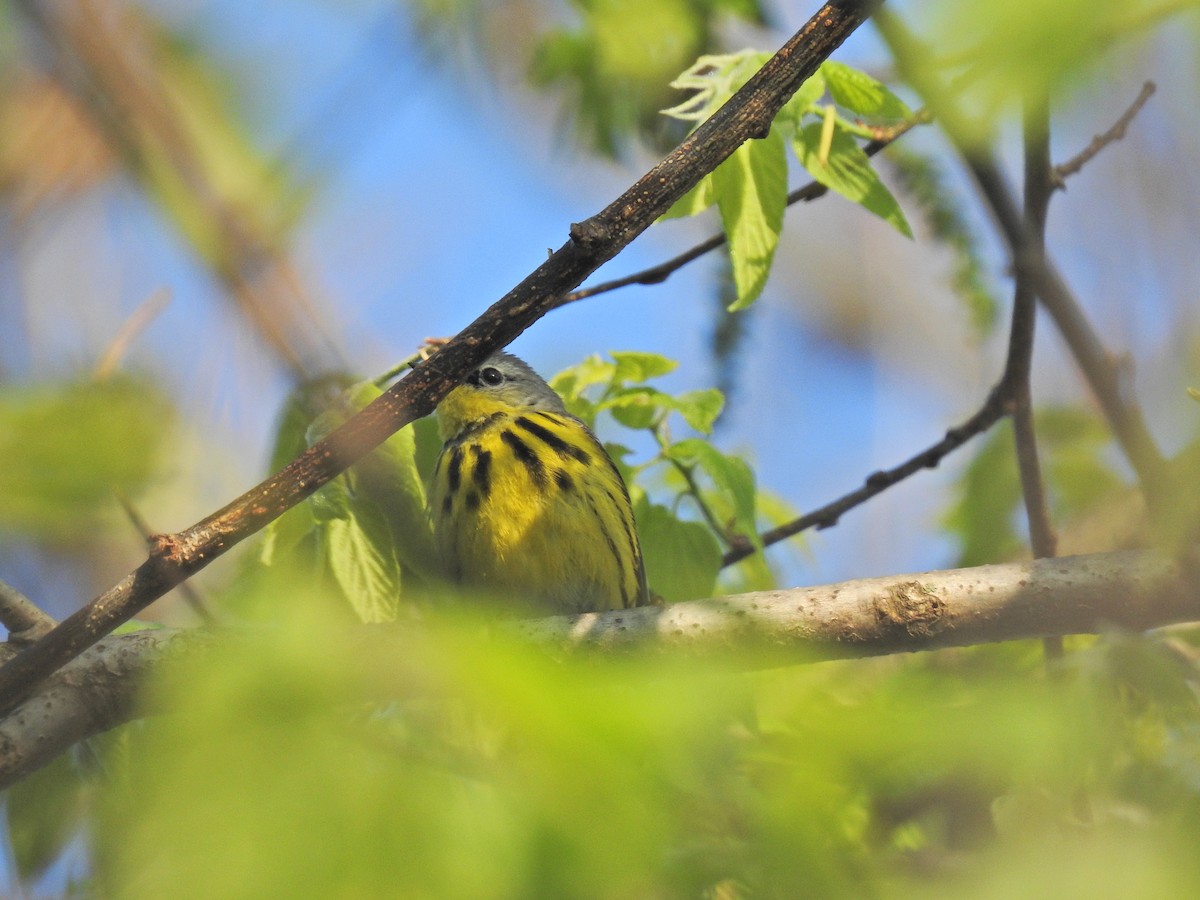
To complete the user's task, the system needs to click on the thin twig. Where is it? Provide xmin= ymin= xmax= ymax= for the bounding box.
xmin=115 ymin=493 xmax=216 ymax=625
xmin=1053 ymin=81 xmax=1156 ymax=187
xmin=721 ymin=386 xmax=1009 ymax=568
xmin=94 ymin=287 xmax=171 ymax=381
xmin=0 ymin=579 xmax=56 ymax=644
xmin=553 ymin=113 xmax=929 ymax=309
xmin=1015 ymin=93 xmax=1061 ymax=658
xmin=1013 ymin=96 xmax=1056 ymax=560
xmin=875 ymin=9 xmax=1169 ymax=506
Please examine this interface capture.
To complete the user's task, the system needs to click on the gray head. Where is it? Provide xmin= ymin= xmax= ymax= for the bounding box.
xmin=436 ymin=351 xmax=569 ymax=440
xmin=462 ymin=352 xmax=568 ymax=414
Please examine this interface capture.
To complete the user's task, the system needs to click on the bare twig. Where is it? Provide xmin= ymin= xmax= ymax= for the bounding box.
xmin=554 ymin=113 xmax=927 ymax=309
xmin=0 ymin=0 xmax=879 ymax=713
xmin=0 ymin=579 xmax=56 ymax=644
xmin=94 ymin=287 xmax=171 ymax=381
xmin=1013 ymin=96 xmax=1057 ymax=561
xmin=1015 ymin=94 xmax=1061 ymax=658
xmin=722 ymin=389 xmax=1009 ymax=567
xmin=1053 ymin=81 xmax=1156 ymax=187
xmin=115 ymin=493 xmax=216 ymax=625
xmin=875 ymin=9 xmax=1169 ymax=505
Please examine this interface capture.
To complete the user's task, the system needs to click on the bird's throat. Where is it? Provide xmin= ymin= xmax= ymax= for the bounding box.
xmin=436 ymin=386 xmax=510 ymax=442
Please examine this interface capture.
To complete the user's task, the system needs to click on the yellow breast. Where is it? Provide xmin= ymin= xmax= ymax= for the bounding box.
xmin=430 ymin=407 xmax=646 ymax=615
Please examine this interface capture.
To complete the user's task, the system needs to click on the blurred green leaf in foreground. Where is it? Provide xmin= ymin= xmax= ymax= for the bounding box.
xmin=88 ymin=594 xmax=1200 ymax=898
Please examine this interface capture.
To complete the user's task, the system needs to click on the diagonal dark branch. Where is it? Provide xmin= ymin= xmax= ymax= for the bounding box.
xmin=115 ymin=493 xmax=216 ymax=626
xmin=0 ymin=0 xmax=880 ymax=713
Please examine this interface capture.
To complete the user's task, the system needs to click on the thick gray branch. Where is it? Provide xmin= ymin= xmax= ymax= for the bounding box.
xmin=513 ymin=550 xmax=1197 ymax=659
xmin=0 ymin=628 xmax=215 ymax=790
xmin=1 ymin=550 xmax=1194 ymax=790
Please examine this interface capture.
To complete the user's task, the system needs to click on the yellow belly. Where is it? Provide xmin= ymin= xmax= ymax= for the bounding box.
xmin=430 ymin=411 xmax=644 ymax=615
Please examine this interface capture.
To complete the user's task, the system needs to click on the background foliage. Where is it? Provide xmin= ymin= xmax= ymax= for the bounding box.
xmin=1 ymin=0 xmax=1199 ymax=895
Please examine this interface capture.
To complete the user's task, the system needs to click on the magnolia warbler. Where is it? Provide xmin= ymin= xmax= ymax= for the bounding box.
xmin=429 ymin=352 xmax=648 ymax=615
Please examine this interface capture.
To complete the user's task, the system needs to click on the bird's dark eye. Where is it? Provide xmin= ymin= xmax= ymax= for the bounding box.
xmin=478 ymin=366 xmax=505 ymax=387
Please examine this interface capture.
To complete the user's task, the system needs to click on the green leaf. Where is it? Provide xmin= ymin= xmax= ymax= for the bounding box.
xmin=306 ymin=381 xmax=436 ymax=580
xmin=634 ymin=500 xmax=722 ymax=601
xmin=941 ymin=423 xmax=1023 ymax=567
xmin=5 ymin=752 xmax=84 ymax=880
xmin=714 ymin=127 xmax=788 ymax=310
xmin=601 ymin=387 xmax=665 ymax=431
xmin=259 ymin=500 xmax=320 ymax=570
xmin=821 ymin=61 xmax=913 ymax=119
xmin=321 ymin=494 xmax=404 ymax=624
xmin=793 ymin=121 xmax=912 ymax=238
xmin=341 ymin=383 xmax=436 ymax=576
xmin=1189 ymin=387 xmax=1200 ymax=402
xmin=670 ymin=388 xmax=724 ymax=434
xmin=779 ymin=71 xmax=827 ymax=125
xmin=259 ymin=377 xmax=436 ymax=620
xmin=610 ymin=351 xmax=678 ymax=384
xmin=266 ymin=374 xmax=358 ymax=474
xmin=662 ymin=51 xmax=771 ymax=124
xmin=598 ymin=386 xmax=724 ymax=434
xmin=668 ymin=438 xmax=759 ymax=549
xmin=924 ymin=1 xmax=1145 ymax=120
xmin=551 ymin=354 xmax=617 ymax=425
xmin=0 ymin=376 xmax=175 ymax=538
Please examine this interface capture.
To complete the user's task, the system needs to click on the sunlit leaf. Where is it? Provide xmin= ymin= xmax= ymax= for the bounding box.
xmin=714 ymin=127 xmax=787 ymax=310
xmin=793 ymin=121 xmax=912 ymax=237
xmin=778 ymin=70 xmax=828 ymax=124
xmin=821 ymin=60 xmax=913 ymax=119
xmin=635 ymin=499 xmax=722 ymax=600
xmin=610 ymin=350 xmax=678 ymax=384
xmin=667 ymin=438 xmax=759 ymax=548
xmin=319 ymin=494 xmax=403 ymax=624
xmin=671 ymin=388 xmax=724 ymax=434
